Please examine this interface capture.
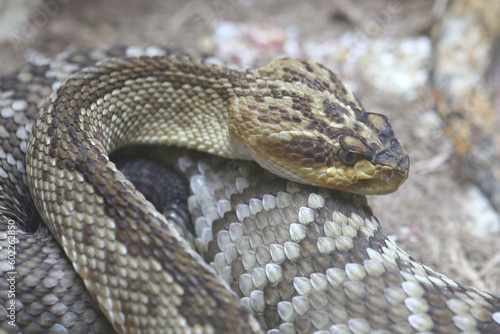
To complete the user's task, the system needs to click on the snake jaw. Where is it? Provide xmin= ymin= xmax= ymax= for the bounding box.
xmin=231 ymin=116 xmax=410 ymax=195
xmin=364 ymin=165 xmax=409 ymax=195
xmin=350 ymin=151 xmax=409 ymax=195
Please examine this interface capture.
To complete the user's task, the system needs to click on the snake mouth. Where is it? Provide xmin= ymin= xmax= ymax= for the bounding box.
xmin=370 ymin=147 xmax=410 ymax=194
xmin=350 ymin=156 xmax=409 ymax=194
xmin=359 ymin=137 xmax=410 ymax=194
xmin=349 ymin=167 xmax=407 ymax=195
xmin=380 ymin=167 xmax=408 ymax=191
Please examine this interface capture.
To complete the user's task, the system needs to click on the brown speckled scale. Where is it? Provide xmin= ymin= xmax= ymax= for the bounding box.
xmin=0 ymin=46 xmax=499 ymax=334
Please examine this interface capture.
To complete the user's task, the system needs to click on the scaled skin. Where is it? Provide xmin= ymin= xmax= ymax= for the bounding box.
xmin=26 ymin=53 xmax=410 ymax=332
xmin=229 ymin=58 xmax=409 ymax=194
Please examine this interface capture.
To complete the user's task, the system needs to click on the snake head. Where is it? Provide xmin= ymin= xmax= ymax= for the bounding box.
xmin=229 ymin=58 xmax=410 ymax=195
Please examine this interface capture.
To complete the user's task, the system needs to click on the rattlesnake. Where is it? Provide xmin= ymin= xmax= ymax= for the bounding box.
xmin=1 ymin=46 xmax=499 ymax=333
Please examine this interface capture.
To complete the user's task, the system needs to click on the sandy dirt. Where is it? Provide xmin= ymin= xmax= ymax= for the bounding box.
xmin=1 ymin=0 xmax=499 ymax=296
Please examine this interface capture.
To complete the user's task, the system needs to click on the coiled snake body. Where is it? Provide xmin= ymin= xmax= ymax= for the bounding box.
xmin=1 ymin=46 xmax=499 ymax=333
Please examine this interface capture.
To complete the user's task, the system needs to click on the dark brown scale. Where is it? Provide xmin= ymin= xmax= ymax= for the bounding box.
xmin=300 ymin=238 xmax=319 ymax=258
xmin=230 ymin=257 xmax=245 ymax=281
xmin=263 ymin=308 xmax=280 ymax=330
xmin=284 ymin=67 xmax=334 ymax=92
xmin=273 ymin=135 xmax=335 ymax=166
xmin=277 ymin=277 xmax=296 ymax=300
xmin=366 ymin=230 xmax=389 ymax=254
xmin=312 ymin=78 xmax=332 ymax=92
xmin=301 ymin=61 xmax=315 ymax=73
xmin=258 ymin=114 xmax=280 ymax=124
xmin=297 ymin=258 xmax=315 ymax=276
xmin=312 ymin=254 xmax=332 ymax=273
xmin=263 ymin=284 xmax=280 ymax=304
xmin=273 ymin=225 xmax=289 ymax=245
xmin=262 ymin=226 xmax=276 ymax=245
xmin=269 ymin=106 xmax=301 ymax=124
xmin=306 ymin=117 xmax=329 ymax=134
xmin=323 ymin=99 xmax=348 ymax=120
xmin=291 ymin=96 xmax=313 ymax=115
xmin=348 ymin=101 xmax=365 ymax=119
xmin=279 ymin=113 xmax=296 ymax=123
xmin=254 ymin=95 xmax=268 ymax=104
xmin=350 ymin=237 xmax=372 ymax=262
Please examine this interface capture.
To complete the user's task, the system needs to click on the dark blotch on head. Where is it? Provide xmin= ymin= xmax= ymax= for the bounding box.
xmin=281 ymin=136 xmax=335 ymax=166
xmin=284 ymin=69 xmax=332 ymax=92
xmin=291 ymin=95 xmax=313 ymax=118
xmin=258 ymin=114 xmax=281 ymax=124
xmin=280 ymin=112 xmax=302 ymax=124
xmin=323 ymin=99 xmax=347 ymax=124
xmin=267 ymin=89 xmax=314 ymax=122
xmin=302 ymin=61 xmax=315 ymax=73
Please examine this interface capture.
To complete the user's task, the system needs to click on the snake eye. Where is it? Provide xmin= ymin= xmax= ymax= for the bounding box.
xmin=338 ymin=149 xmax=362 ymax=165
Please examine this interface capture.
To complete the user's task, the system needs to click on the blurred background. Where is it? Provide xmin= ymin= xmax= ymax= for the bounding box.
xmin=1 ymin=0 xmax=499 ymax=296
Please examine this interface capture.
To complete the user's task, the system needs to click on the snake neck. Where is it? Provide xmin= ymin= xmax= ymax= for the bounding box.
xmin=31 ymin=55 xmax=253 ymax=162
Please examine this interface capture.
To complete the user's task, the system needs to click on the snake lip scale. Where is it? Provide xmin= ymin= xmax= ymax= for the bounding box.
xmin=1 ymin=46 xmax=499 ymax=333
